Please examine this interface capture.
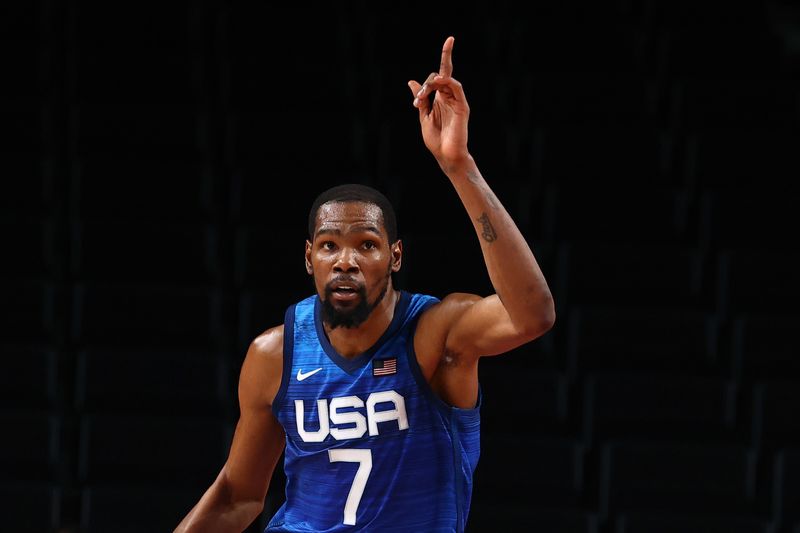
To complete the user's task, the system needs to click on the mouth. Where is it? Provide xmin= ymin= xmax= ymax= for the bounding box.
xmin=327 ymin=280 xmax=363 ymax=302
xmin=331 ymin=288 xmax=359 ymax=301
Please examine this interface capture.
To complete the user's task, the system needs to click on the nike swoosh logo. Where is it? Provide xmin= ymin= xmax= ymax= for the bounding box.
xmin=297 ymin=367 xmax=323 ymax=381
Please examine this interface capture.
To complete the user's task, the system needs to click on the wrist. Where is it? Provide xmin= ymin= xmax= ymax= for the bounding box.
xmin=438 ymin=153 xmax=475 ymax=178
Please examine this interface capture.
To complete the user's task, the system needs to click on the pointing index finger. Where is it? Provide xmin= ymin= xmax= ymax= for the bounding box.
xmin=439 ymin=36 xmax=455 ymax=77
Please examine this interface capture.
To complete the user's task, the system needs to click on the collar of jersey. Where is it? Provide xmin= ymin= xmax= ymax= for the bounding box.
xmin=313 ymin=290 xmax=411 ymax=374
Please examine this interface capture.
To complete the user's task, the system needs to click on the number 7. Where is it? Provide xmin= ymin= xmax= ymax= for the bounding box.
xmin=328 ymin=448 xmax=373 ymax=526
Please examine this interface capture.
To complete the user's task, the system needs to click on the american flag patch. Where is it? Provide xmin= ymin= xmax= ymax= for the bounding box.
xmin=372 ymin=357 xmax=397 ymax=377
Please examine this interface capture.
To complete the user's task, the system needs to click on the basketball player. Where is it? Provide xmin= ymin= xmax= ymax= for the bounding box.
xmin=175 ymin=35 xmax=554 ymax=532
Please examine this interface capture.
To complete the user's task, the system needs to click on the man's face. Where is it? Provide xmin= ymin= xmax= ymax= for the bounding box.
xmin=306 ymin=201 xmax=401 ymax=329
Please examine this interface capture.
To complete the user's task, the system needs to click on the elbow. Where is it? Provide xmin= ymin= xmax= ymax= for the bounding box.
xmin=243 ymin=501 xmax=265 ymax=523
xmin=215 ymin=470 xmax=266 ymax=527
xmin=520 ymin=293 xmax=556 ymax=339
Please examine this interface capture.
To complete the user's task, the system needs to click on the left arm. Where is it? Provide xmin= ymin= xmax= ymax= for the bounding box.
xmin=442 ymin=157 xmax=555 ymax=352
xmin=409 ymin=36 xmax=555 ymax=362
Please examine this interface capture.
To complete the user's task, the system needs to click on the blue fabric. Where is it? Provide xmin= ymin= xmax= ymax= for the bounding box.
xmin=266 ymin=291 xmax=481 ymax=532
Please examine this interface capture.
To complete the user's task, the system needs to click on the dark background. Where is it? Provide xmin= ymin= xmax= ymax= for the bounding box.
xmin=3 ymin=0 xmax=800 ymax=532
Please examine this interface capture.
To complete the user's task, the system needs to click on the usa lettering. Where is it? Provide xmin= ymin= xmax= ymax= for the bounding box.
xmin=295 ymin=390 xmax=408 ymax=443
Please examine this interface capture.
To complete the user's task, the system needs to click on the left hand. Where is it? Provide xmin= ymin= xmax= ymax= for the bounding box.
xmin=408 ymin=36 xmax=471 ymax=172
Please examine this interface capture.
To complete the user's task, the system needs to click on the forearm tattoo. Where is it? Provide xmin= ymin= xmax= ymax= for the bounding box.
xmin=476 ymin=212 xmax=497 ymax=242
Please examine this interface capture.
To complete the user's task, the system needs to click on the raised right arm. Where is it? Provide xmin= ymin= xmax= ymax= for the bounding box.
xmin=175 ymin=327 xmax=286 ymax=533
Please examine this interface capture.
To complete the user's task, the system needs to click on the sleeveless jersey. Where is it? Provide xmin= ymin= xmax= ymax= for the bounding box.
xmin=265 ymin=291 xmax=481 ymax=533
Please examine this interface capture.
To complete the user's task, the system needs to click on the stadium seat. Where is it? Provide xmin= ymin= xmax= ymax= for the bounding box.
xmin=0 ymin=0 xmax=46 ymax=98
xmin=0 ymin=410 xmax=60 ymax=482
xmin=0 ymin=482 xmax=61 ymax=533
xmin=658 ymin=26 xmax=786 ymax=80
xmin=80 ymin=484 xmax=203 ymax=533
xmin=699 ymin=189 xmax=800 ymax=252
xmin=750 ymin=381 xmax=800 ymax=456
xmin=3 ymin=3 xmax=799 ymax=531
xmin=689 ymin=131 xmax=800 ymax=189
xmin=772 ymin=447 xmax=800 ymax=532
xmin=71 ymin=282 xmax=231 ymax=349
xmin=554 ymin=242 xmax=707 ymax=313
xmin=72 ymin=46 xmax=199 ymax=105
xmin=539 ymin=125 xmax=674 ymax=186
xmin=77 ymin=414 xmax=230 ymax=486
xmin=599 ymin=439 xmax=757 ymax=520
xmin=520 ymin=19 xmax=655 ymax=76
xmin=68 ymin=4 xmax=199 ymax=92
xmin=237 ymin=287 xmax=312 ymax=353
xmin=223 ymin=4 xmax=346 ymax=107
xmin=231 ymin=105 xmax=361 ymax=167
xmin=374 ymin=119 xmax=446 ymax=199
xmin=0 ymin=219 xmax=54 ymax=279
xmin=0 ymin=151 xmax=53 ymax=215
xmin=0 ymin=345 xmax=57 ymax=409
xmin=0 ymin=281 xmax=58 ymax=344
xmin=478 ymin=361 xmax=573 ymax=437
xmin=527 ymin=73 xmax=659 ymax=128
xmin=613 ymin=510 xmax=775 ymax=533
xmin=401 ymin=229 xmax=495 ymax=299
xmin=227 ymin=153 xmax=344 ymax=224
xmin=467 ymin=503 xmax=599 ymax=533
xmin=70 ymin=155 xmax=219 ymax=221
xmin=233 ymin=224 xmax=313 ymax=290
xmin=582 ymin=372 xmax=739 ymax=448
xmin=730 ymin=314 xmax=800 ymax=383
xmin=0 ymin=105 xmax=46 ymax=152
xmin=71 ymin=220 xmax=221 ymax=284
xmin=715 ymin=249 xmax=800 ymax=318
xmin=475 ymin=435 xmax=586 ymax=508
xmin=74 ymin=103 xmax=202 ymax=157
xmin=539 ymin=183 xmax=690 ymax=244
xmin=670 ymin=79 xmax=800 ymax=130
xmin=74 ymin=348 xmax=232 ymax=416
xmin=565 ymin=305 xmax=718 ymax=378
xmin=466 ymin=111 xmax=532 ymax=176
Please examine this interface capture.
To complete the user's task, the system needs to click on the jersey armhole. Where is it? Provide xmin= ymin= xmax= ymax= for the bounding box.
xmin=271 ymin=303 xmax=296 ymax=417
xmin=406 ymin=298 xmax=468 ymax=419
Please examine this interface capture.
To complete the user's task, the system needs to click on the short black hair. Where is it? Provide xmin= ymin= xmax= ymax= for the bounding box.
xmin=308 ymin=183 xmax=398 ymax=244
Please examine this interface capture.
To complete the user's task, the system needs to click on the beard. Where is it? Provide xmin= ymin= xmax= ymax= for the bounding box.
xmin=321 ymin=273 xmax=391 ymax=330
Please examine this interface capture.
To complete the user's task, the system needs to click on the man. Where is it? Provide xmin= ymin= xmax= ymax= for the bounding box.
xmin=175 ymin=35 xmax=554 ymax=533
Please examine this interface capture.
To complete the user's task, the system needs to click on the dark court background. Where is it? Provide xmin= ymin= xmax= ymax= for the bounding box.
xmin=2 ymin=0 xmax=800 ymax=532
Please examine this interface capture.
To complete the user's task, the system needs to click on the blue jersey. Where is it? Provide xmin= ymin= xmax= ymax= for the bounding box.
xmin=266 ymin=291 xmax=481 ymax=533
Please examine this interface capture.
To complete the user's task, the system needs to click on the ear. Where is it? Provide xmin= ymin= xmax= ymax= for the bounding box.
xmin=391 ymin=239 xmax=403 ymax=272
xmin=305 ymin=240 xmax=313 ymax=275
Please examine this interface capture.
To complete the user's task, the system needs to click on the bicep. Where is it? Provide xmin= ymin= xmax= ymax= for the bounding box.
xmin=444 ymin=294 xmax=542 ymax=357
xmin=221 ymin=404 xmax=285 ymax=504
xmin=220 ymin=331 xmax=286 ymax=503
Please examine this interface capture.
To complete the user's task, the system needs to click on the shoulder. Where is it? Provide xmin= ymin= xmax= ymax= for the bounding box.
xmin=250 ymin=325 xmax=285 ymax=359
xmin=239 ymin=325 xmax=285 ymax=408
xmin=414 ymin=292 xmax=482 ymax=351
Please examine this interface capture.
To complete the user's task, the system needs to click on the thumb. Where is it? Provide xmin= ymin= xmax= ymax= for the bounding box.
xmin=407 ymin=80 xmax=428 ymax=120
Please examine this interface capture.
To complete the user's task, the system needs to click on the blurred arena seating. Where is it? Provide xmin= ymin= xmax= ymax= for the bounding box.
xmin=1 ymin=1 xmax=799 ymax=532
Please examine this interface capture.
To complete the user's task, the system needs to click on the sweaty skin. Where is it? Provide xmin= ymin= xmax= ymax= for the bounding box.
xmin=175 ymin=36 xmax=554 ymax=533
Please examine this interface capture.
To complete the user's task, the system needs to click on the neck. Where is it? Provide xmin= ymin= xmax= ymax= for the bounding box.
xmin=324 ymin=286 xmax=400 ymax=359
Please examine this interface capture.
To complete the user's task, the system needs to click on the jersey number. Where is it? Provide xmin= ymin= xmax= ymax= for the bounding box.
xmin=328 ymin=448 xmax=372 ymax=526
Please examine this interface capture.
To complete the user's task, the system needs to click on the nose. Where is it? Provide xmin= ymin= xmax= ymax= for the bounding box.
xmin=333 ymin=248 xmax=360 ymax=273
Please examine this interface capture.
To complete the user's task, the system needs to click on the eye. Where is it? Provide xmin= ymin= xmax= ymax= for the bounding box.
xmin=363 ymin=240 xmax=377 ymax=250
xmin=321 ymin=241 xmax=336 ymax=251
